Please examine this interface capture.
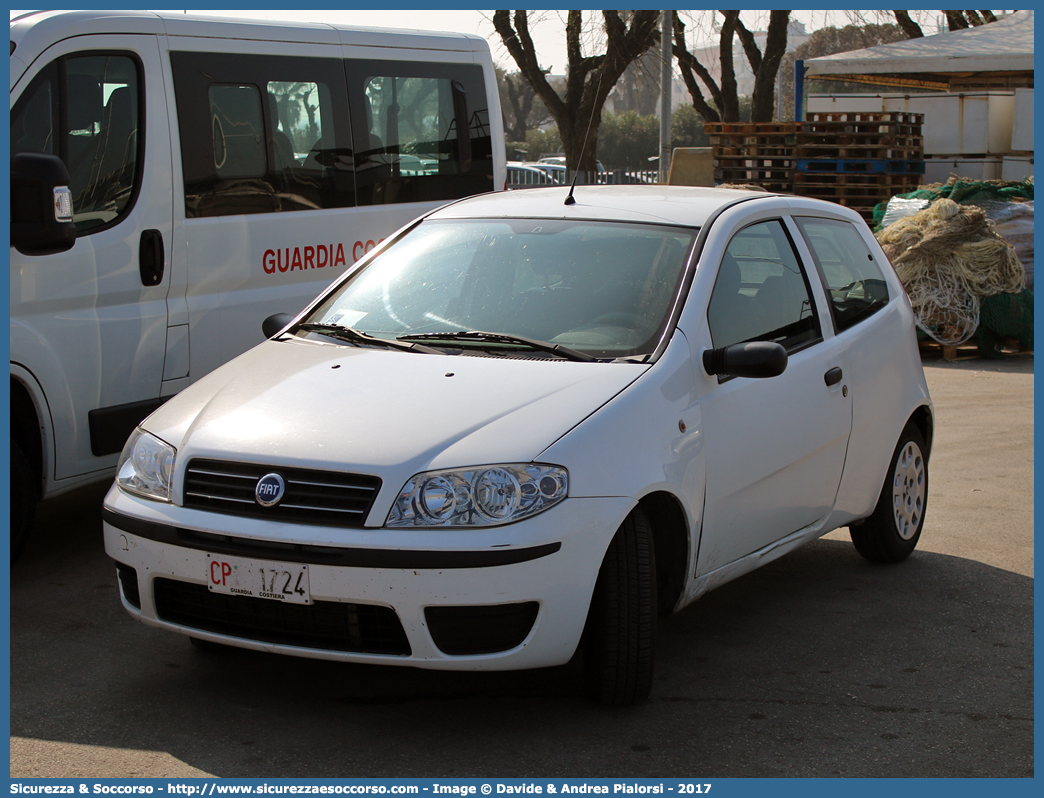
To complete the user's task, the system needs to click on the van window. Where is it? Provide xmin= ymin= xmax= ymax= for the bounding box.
xmin=171 ymin=52 xmax=355 ymax=218
xmin=209 ymin=84 xmax=266 ymax=178
xmin=11 ymin=53 xmax=142 ymax=233
xmin=266 ymin=81 xmax=325 ymax=167
xmin=345 ymin=60 xmax=494 ymax=206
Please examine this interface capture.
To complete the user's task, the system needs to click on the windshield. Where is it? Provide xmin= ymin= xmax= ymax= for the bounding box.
xmin=306 ymin=219 xmax=696 ymax=360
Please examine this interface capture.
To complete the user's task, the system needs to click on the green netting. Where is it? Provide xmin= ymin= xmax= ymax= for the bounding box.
xmin=974 ymin=289 xmax=1034 ymax=358
xmin=873 ymin=178 xmax=1035 ymax=228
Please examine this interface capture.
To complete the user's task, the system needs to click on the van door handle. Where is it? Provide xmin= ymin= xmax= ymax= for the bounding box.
xmin=824 ymin=367 xmax=843 ymax=386
xmin=139 ymin=229 xmax=164 ymax=287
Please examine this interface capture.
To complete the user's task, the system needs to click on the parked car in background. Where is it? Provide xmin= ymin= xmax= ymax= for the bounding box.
xmin=532 ymin=162 xmax=567 ymax=183
xmin=104 ymin=186 xmax=933 ymax=705
xmin=538 ymin=155 xmax=605 ymax=173
xmin=507 ymin=161 xmax=554 ymax=189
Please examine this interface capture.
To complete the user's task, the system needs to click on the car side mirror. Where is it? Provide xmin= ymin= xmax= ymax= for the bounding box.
xmin=262 ymin=312 xmax=296 ymax=339
xmin=10 ymin=152 xmax=77 ymax=256
xmin=703 ymin=341 xmax=788 ymax=379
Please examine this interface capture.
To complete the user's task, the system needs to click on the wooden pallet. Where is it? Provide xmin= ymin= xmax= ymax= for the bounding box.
xmin=795 ymin=158 xmax=925 ymax=175
xmin=795 ymin=140 xmax=923 ymax=160
xmin=793 ymin=171 xmax=923 ymax=189
xmin=807 ymin=111 xmax=924 ymax=124
xmin=706 ymin=122 xmax=802 ymax=135
xmin=715 ymin=168 xmax=793 ymax=185
xmin=918 ymin=336 xmax=1032 ymax=361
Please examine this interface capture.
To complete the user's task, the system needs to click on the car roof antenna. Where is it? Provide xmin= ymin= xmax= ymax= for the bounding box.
xmin=565 ymin=73 xmax=602 ymax=206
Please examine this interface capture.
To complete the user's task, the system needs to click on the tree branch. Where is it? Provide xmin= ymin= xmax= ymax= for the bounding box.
xmin=893 ymin=10 xmax=924 ymax=38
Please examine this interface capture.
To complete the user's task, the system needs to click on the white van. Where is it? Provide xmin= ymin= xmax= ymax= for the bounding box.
xmin=9 ymin=10 xmax=505 ymax=558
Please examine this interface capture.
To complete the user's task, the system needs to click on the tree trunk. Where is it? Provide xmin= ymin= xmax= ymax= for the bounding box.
xmin=493 ymin=10 xmax=659 ymax=173
xmin=892 ymin=11 xmax=924 ymax=38
xmin=741 ymin=11 xmax=791 ymax=123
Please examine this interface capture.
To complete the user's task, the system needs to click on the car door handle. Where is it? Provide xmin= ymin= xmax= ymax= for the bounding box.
xmin=139 ymin=229 xmax=165 ymax=287
xmin=824 ymin=367 xmax=843 ymax=386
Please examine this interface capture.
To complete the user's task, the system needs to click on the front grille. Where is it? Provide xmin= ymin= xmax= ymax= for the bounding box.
xmin=115 ymin=562 xmax=141 ymax=609
xmin=183 ymin=459 xmax=381 ymax=527
xmin=425 ymin=602 xmax=539 ymax=655
xmin=153 ymin=578 xmax=411 ymax=655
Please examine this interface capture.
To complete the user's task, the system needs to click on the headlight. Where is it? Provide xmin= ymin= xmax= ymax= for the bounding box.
xmin=116 ymin=428 xmax=176 ymax=502
xmin=387 ymin=464 xmax=568 ymax=527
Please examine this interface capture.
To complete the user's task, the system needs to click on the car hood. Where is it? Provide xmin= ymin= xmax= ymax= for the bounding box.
xmin=144 ymin=337 xmax=647 ymax=483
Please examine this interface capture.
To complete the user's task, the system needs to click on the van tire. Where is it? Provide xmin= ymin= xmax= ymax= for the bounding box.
xmin=850 ymin=423 xmax=928 ymax=563
xmin=11 ymin=440 xmax=37 ymax=564
xmin=584 ymin=507 xmax=656 ymax=705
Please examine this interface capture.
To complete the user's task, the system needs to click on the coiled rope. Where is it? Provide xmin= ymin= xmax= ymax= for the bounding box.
xmin=876 ymin=199 xmax=1025 ymax=345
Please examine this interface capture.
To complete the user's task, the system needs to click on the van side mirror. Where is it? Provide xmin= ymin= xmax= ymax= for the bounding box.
xmin=262 ymin=312 xmax=296 ymax=339
xmin=10 ymin=152 xmax=77 ymax=256
xmin=703 ymin=341 xmax=788 ymax=379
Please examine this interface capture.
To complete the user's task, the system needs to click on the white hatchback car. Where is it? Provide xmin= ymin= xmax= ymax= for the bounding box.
xmin=103 ymin=186 xmax=933 ymax=704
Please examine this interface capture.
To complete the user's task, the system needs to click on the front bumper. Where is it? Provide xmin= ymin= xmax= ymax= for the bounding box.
xmin=102 ymin=485 xmax=634 ymax=670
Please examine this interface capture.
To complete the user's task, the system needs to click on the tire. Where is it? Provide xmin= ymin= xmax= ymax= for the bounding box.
xmin=583 ymin=507 xmax=657 ymax=705
xmin=850 ymin=423 xmax=928 ymax=563
xmin=10 ymin=439 xmax=37 ymax=564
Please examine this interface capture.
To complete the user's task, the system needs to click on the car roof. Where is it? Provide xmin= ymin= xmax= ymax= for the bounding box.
xmin=427 ymin=185 xmax=780 ymax=228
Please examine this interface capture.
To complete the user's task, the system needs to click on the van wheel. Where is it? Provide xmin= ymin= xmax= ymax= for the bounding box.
xmin=11 ymin=440 xmax=37 ymax=564
xmin=584 ymin=507 xmax=657 ymax=705
xmin=850 ymin=423 xmax=928 ymax=563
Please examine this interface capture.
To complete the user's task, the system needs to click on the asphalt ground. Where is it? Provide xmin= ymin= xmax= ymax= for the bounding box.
xmin=9 ymin=356 xmax=1034 ymax=778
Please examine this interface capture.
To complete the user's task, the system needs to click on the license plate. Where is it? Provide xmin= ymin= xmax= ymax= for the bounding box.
xmin=205 ymin=553 xmax=311 ymax=605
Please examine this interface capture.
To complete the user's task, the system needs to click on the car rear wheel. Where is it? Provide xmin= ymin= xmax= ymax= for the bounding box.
xmin=11 ymin=439 xmax=37 ymax=564
xmin=583 ymin=506 xmax=657 ymax=705
xmin=850 ymin=423 xmax=928 ymax=563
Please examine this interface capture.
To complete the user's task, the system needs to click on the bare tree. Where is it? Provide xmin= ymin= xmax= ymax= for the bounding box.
xmin=672 ymin=10 xmax=791 ymax=124
xmin=497 ymin=68 xmax=553 ymax=143
xmin=892 ymin=10 xmax=926 ymax=38
xmin=493 ymin=10 xmax=660 ymax=173
xmin=892 ymin=9 xmax=1001 ymax=37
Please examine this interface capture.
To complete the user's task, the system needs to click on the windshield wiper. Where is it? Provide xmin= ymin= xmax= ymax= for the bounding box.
xmin=297 ymin=322 xmax=441 ymax=354
xmin=396 ymin=330 xmax=596 ymax=362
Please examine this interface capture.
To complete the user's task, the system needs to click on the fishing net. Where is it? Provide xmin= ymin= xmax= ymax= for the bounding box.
xmin=872 ymin=177 xmax=1035 ymax=228
xmin=974 ymin=289 xmax=1034 ymax=358
xmin=876 ymin=198 xmax=1026 ymax=345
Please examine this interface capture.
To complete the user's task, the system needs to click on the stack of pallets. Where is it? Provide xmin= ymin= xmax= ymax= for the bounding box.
xmin=705 ymin=122 xmax=800 ymax=193
xmin=705 ymin=114 xmax=925 ymax=220
xmin=793 ymin=112 xmax=925 ymax=219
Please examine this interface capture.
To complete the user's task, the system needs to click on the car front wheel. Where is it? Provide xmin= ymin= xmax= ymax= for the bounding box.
xmin=850 ymin=423 xmax=928 ymax=563
xmin=583 ymin=506 xmax=657 ymax=705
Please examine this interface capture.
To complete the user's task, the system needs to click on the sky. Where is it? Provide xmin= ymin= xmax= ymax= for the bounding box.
xmin=10 ymin=9 xmax=955 ymax=73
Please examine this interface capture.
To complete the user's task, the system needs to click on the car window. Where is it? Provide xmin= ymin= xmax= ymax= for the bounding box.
xmin=795 ymin=217 xmax=890 ymax=332
xmin=707 ymin=219 xmax=820 ymax=351
xmin=309 ymin=219 xmax=696 ymax=359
